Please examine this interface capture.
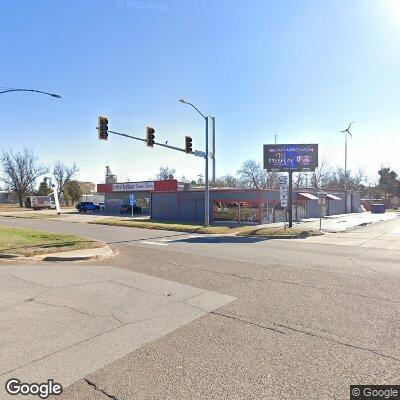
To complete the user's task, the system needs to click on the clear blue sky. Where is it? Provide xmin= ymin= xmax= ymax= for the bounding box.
xmin=1 ymin=0 xmax=400 ymax=184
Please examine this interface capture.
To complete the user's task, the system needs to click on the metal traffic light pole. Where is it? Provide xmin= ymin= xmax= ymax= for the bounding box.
xmin=179 ymin=99 xmax=211 ymax=227
xmin=98 ymin=125 xmax=208 ymax=224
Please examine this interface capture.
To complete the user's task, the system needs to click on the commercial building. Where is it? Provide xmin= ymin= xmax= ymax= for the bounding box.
xmin=97 ymin=179 xmax=178 ymax=213
xmin=151 ymin=188 xmax=361 ymax=224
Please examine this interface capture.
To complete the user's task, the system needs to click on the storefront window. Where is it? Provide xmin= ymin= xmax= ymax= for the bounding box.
xmin=214 ymin=202 xmax=258 ymax=223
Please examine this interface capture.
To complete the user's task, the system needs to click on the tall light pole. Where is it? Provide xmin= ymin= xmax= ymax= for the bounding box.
xmin=179 ymin=98 xmax=210 ymax=226
xmin=0 ymin=88 xmax=62 ymax=98
xmin=340 ymin=122 xmax=353 ymax=213
xmin=210 ymin=116 xmax=216 ymax=184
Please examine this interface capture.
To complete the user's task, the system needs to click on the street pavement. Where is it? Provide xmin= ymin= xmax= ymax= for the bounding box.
xmin=0 ymin=216 xmax=400 ymax=399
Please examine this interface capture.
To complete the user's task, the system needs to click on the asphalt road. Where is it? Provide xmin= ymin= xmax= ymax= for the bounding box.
xmin=1 ymin=216 xmax=400 ymax=400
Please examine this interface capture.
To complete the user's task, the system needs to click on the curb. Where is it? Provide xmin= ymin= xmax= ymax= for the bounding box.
xmin=0 ymin=244 xmax=115 ymax=262
xmin=236 ymin=231 xmax=324 ymax=239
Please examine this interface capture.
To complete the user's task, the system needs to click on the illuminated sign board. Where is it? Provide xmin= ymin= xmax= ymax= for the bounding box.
xmin=263 ymin=144 xmax=318 ymax=172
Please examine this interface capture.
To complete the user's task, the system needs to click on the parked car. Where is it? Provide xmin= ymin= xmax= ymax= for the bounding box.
xmin=99 ymin=202 xmax=105 ymax=211
xmin=120 ymin=203 xmax=142 ymax=214
xmin=76 ymin=202 xmax=101 ymax=213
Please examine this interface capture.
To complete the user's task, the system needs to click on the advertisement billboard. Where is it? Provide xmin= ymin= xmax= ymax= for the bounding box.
xmin=263 ymin=144 xmax=318 ymax=172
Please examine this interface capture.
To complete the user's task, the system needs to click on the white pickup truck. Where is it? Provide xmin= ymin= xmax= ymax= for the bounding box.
xmin=26 ymin=196 xmax=54 ymax=210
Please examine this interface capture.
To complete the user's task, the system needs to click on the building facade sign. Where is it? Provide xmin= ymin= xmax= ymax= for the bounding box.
xmin=112 ymin=181 xmax=155 ymax=192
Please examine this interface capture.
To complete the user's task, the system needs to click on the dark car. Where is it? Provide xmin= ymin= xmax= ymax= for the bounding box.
xmin=120 ymin=203 xmax=142 ymax=214
xmin=76 ymin=202 xmax=101 ymax=213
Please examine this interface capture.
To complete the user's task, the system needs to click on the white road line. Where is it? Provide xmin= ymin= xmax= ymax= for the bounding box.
xmin=160 ymin=235 xmax=200 ymax=242
xmin=140 ymin=241 xmax=168 ymax=246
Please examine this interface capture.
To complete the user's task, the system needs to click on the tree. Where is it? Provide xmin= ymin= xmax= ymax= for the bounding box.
xmin=64 ymin=180 xmax=83 ymax=204
xmin=0 ymin=148 xmax=49 ymax=207
xmin=156 ymin=166 xmax=176 ymax=180
xmin=237 ymin=159 xmax=266 ymax=189
xmin=378 ymin=167 xmax=399 ymax=199
xmin=53 ymin=161 xmax=79 ymax=197
xmin=237 ymin=159 xmax=279 ymax=189
xmin=36 ymin=177 xmax=52 ymax=195
xmin=214 ymin=174 xmax=238 ymax=188
xmin=310 ymin=160 xmax=332 ymax=189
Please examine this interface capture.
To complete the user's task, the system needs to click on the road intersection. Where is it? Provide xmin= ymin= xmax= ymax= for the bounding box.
xmin=0 ymin=216 xmax=399 ymax=399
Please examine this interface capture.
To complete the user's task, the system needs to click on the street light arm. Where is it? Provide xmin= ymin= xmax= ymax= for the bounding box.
xmin=0 ymin=88 xmax=62 ymax=98
xmin=180 ymin=99 xmax=206 ymax=119
xmin=186 ymin=102 xmax=206 ymax=119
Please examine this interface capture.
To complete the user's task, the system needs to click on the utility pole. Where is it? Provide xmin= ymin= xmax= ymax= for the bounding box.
xmin=274 ymin=127 xmax=278 ymax=144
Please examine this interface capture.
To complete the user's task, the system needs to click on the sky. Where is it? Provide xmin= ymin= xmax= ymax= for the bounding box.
xmin=1 ymin=0 xmax=400 ymax=185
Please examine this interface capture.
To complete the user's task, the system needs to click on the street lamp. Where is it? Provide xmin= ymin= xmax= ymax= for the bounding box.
xmin=179 ymin=98 xmax=210 ymax=226
xmin=0 ymin=88 xmax=62 ymax=98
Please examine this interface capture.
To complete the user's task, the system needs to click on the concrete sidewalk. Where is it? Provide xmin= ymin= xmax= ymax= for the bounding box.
xmin=0 ymin=264 xmax=235 ymax=399
xmin=258 ymin=212 xmax=399 ymax=233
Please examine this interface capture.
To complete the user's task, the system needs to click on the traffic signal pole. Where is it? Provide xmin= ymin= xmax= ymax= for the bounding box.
xmin=205 ymin=117 xmax=209 ymax=227
xmin=100 ymin=120 xmax=209 ymax=227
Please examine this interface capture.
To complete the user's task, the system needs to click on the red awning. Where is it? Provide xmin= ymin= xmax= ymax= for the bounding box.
xmin=299 ymin=192 xmax=318 ymax=200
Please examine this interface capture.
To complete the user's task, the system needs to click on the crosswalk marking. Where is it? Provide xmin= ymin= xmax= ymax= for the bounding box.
xmin=140 ymin=241 xmax=169 ymax=246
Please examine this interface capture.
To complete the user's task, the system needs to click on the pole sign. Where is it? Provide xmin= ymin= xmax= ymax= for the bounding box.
xmin=263 ymin=144 xmax=318 ymax=172
xmin=129 ymin=193 xmax=135 ymax=206
xmin=279 ymin=176 xmax=288 ymax=207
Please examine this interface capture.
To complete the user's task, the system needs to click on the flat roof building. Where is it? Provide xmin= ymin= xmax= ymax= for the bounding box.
xmin=151 ymin=188 xmax=361 ymax=224
xmin=97 ymin=179 xmax=178 ymax=214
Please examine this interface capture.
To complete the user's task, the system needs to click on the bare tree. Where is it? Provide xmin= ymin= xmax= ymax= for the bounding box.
xmin=237 ymin=159 xmax=265 ymax=189
xmin=214 ymin=174 xmax=238 ymax=188
xmin=1 ymin=148 xmax=49 ymax=207
xmin=53 ymin=161 xmax=79 ymax=197
xmin=310 ymin=160 xmax=332 ymax=189
xmin=155 ymin=166 xmax=176 ymax=180
xmin=237 ymin=159 xmax=279 ymax=189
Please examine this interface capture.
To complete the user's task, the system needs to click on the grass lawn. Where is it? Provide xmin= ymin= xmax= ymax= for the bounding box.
xmin=0 ymin=225 xmax=101 ymax=257
xmin=0 ymin=205 xmax=32 ymax=213
xmin=89 ymin=218 xmax=244 ymax=234
xmin=238 ymin=226 xmax=323 ymax=238
xmin=89 ymin=218 xmax=323 ymax=238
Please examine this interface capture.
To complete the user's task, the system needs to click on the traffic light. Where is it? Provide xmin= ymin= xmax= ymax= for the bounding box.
xmin=146 ymin=126 xmax=155 ymax=147
xmin=98 ymin=116 xmax=108 ymax=141
xmin=185 ymin=136 xmax=192 ymax=153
